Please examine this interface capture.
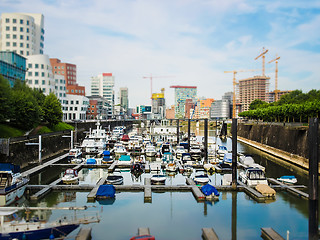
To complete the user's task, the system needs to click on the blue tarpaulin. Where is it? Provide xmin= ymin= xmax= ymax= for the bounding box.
xmin=201 ymin=184 xmax=219 ymax=196
xmin=119 ymin=155 xmax=131 ymax=161
xmin=96 ymin=185 xmax=116 ymax=198
xmin=86 ymin=158 xmax=96 ymax=164
xmin=0 ymin=163 xmax=20 ymax=173
xmin=103 ymin=151 xmax=110 ymax=156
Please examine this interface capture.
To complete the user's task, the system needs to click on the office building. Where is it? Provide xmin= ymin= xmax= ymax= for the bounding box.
xmin=170 ymin=85 xmax=197 ymax=119
xmin=0 ymin=51 xmax=26 ymax=87
xmin=119 ymin=87 xmax=129 ymax=113
xmin=210 ymin=99 xmax=230 ymax=119
xmin=152 ymin=88 xmax=166 ymax=119
xmin=64 ymin=94 xmax=89 ymax=121
xmin=0 ymin=13 xmax=44 ymax=56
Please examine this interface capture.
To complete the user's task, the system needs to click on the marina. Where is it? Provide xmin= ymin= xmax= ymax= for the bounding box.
xmin=2 ymin=124 xmax=313 ymax=239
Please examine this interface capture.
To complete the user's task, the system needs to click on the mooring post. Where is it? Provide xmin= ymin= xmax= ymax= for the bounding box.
xmin=308 ymin=118 xmax=319 ymax=240
xmin=188 ymin=119 xmax=191 ymax=152
xmin=176 ymin=119 xmax=180 ymax=145
xmin=204 ymin=118 xmax=208 ymax=162
xmin=232 ymin=118 xmax=237 ymax=188
xmin=232 ymin=191 xmax=237 ymax=240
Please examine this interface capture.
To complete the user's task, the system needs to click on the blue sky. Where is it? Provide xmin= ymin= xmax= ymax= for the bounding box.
xmin=1 ymin=0 xmax=320 ymax=107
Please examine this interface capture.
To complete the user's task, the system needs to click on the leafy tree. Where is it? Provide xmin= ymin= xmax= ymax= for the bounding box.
xmin=249 ymin=99 xmax=269 ymax=110
xmin=0 ymin=75 xmax=12 ymax=122
xmin=42 ymin=93 xmax=63 ymax=126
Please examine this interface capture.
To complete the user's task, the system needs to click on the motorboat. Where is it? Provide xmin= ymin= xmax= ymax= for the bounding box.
xmin=131 ymin=235 xmax=155 ymax=240
xmin=165 ymin=161 xmax=178 ymax=172
xmin=101 ymin=150 xmax=113 ymax=164
xmin=239 ymin=155 xmax=265 ymax=171
xmin=119 ymin=155 xmax=132 ymax=162
xmin=149 ymin=162 xmax=162 ymax=172
xmin=162 ymin=152 xmax=174 ymax=163
xmin=145 ymin=145 xmax=157 ymax=157
xmin=113 ymin=144 xmax=127 ymax=158
xmin=175 ymin=145 xmax=187 ymax=159
xmin=189 ymin=145 xmax=202 ymax=160
xmin=70 ymin=157 xmax=83 ymax=164
xmin=181 ymin=153 xmax=194 ymax=166
xmin=277 ymin=175 xmax=297 ymax=184
xmin=81 ymin=121 xmax=107 ymax=153
xmin=193 ymin=171 xmax=210 ymax=185
xmin=160 ymin=143 xmax=173 ymax=156
xmin=61 ymin=169 xmax=79 ymax=185
xmin=0 ymin=207 xmax=100 ymax=240
xmin=0 ymin=163 xmax=29 ymax=206
xmin=151 ymin=174 xmax=166 ymax=185
xmin=183 ymin=164 xmax=193 ymax=172
xmin=131 ymin=162 xmax=145 ymax=173
xmin=105 ymin=171 xmax=123 ymax=185
xmin=239 ymin=167 xmax=268 ymax=186
xmin=217 ymin=145 xmax=228 ymax=159
xmin=222 ymin=152 xmax=232 ymax=165
xmin=203 ymin=163 xmax=215 ymax=173
xmin=67 ymin=148 xmax=82 ymax=161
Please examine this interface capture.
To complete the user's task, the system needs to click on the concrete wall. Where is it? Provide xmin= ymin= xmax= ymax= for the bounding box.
xmin=237 ymin=123 xmax=310 ymax=159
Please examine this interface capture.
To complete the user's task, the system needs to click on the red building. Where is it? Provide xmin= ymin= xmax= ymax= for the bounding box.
xmin=86 ymin=100 xmax=98 ymax=119
xmin=50 ymin=58 xmax=85 ymax=96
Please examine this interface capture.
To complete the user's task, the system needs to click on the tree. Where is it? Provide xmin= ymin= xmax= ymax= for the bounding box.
xmin=249 ymin=99 xmax=269 ymax=110
xmin=0 ymin=75 xmax=12 ymax=122
xmin=42 ymin=93 xmax=63 ymax=126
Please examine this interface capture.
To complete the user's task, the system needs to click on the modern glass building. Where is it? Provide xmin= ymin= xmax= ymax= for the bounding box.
xmin=170 ymin=85 xmax=197 ymax=119
xmin=0 ymin=51 xmax=26 ymax=87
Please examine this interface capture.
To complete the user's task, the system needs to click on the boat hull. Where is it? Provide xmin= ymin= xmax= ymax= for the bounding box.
xmin=0 ymin=178 xmax=29 ymax=206
xmin=0 ymin=223 xmax=79 ymax=240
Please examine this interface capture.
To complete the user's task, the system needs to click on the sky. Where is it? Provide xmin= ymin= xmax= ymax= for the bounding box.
xmin=1 ymin=0 xmax=320 ymax=108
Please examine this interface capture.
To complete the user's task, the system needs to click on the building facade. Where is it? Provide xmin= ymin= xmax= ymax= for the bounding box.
xmin=238 ymin=76 xmax=270 ymax=113
xmin=267 ymin=90 xmax=292 ymax=103
xmin=0 ymin=13 xmax=44 ymax=56
xmin=86 ymin=96 xmax=111 ymax=119
xmin=199 ymin=98 xmax=214 ymax=119
xmin=210 ymin=99 xmax=230 ymax=119
xmin=152 ymin=89 xmax=166 ymax=119
xmin=0 ymin=51 xmax=26 ymax=86
xmin=170 ymin=85 xmax=197 ymax=119
xmin=119 ymin=87 xmax=129 ymax=113
xmin=64 ymin=94 xmax=89 ymax=121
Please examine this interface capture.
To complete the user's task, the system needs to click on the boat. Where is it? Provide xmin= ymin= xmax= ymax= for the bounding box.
xmin=0 ymin=207 xmax=100 ymax=240
xmin=162 ymin=152 xmax=174 ymax=163
xmin=203 ymin=163 xmax=215 ymax=173
xmin=113 ymin=143 xmax=127 ymax=158
xmin=239 ymin=155 xmax=265 ymax=171
xmin=121 ymin=134 xmax=130 ymax=142
xmin=193 ymin=171 xmax=210 ymax=185
xmin=222 ymin=152 xmax=232 ymax=165
xmin=0 ymin=163 xmax=29 ymax=206
xmin=239 ymin=167 xmax=268 ymax=186
xmin=81 ymin=121 xmax=108 ymax=153
xmin=175 ymin=145 xmax=187 ymax=159
xmin=131 ymin=162 xmax=145 ymax=173
xmin=101 ymin=150 xmax=113 ymax=164
xmin=67 ymin=148 xmax=82 ymax=161
xmin=201 ymin=184 xmax=219 ymax=200
xmin=70 ymin=157 xmax=83 ymax=164
xmin=96 ymin=184 xmax=116 ymax=199
xmin=160 ymin=143 xmax=173 ymax=156
xmin=189 ymin=145 xmax=202 ymax=160
xmin=131 ymin=235 xmax=155 ymax=240
xmin=183 ymin=164 xmax=193 ymax=172
xmin=151 ymin=174 xmax=166 ymax=185
xmin=217 ymin=145 xmax=228 ymax=159
xmin=165 ymin=161 xmax=178 ymax=172
xmin=119 ymin=155 xmax=132 ymax=162
xmin=149 ymin=162 xmax=162 ymax=172
xmin=145 ymin=145 xmax=157 ymax=157
xmin=106 ymin=171 xmax=124 ymax=185
xmin=277 ymin=175 xmax=297 ymax=184
xmin=61 ymin=169 xmax=79 ymax=184
xmin=181 ymin=153 xmax=194 ymax=165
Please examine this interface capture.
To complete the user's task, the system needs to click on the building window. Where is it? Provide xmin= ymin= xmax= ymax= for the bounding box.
xmin=27 ymin=20 xmax=29 ymax=25
xmin=5 ymin=18 xmax=9 ymax=23
xmin=70 ymin=107 xmax=73 ymax=111
xmin=6 ymin=42 xmax=10 ymax=47
xmin=13 ymin=19 xmax=16 ymax=23
xmin=75 ymin=107 xmax=78 ymax=111
xmin=20 ymin=19 xmax=23 ymax=24
xmin=41 ymin=72 xmax=45 ymax=77
xmin=35 ymin=64 xmax=39 ymax=68
xmin=71 ymin=90 xmax=74 ymax=93
xmin=26 ymin=43 xmax=29 ymax=48
xmin=26 ymin=51 xmax=29 ymax=56
xmin=20 ymin=50 xmax=23 ymax=55
xmin=58 ymin=66 xmax=60 ymax=69
xmin=76 ymin=101 xmax=79 ymax=104
xmin=6 ymin=26 xmax=10 ymax=31
xmin=20 ymin=27 xmax=23 ymax=32
xmin=20 ymin=43 xmax=23 ymax=47
xmin=28 ymin=80 xmax=32 ymax=84
xmin=6 ymin=34 xmax=10 ymax=39
xmin=41 ymin=64 xmax=44 ymax=69
xmin=35 ymin=72 xmax=39 ymax=76
xmin=28 ymin=63 xmax=32 ymax=68
xmin=42 ymin=88 xmax=46 ymax=92
xmin=26 ymin=28 xmax=29 ymax=33
xmin=28 ymin=72 xmax=32 ymax=76
xmin=71 ymin=101 xmax=74 ymax=104
xmin=35 ymin=80 xmax=39 ymax=84
xmin=26 ymin=36 xmax=29 ymax=40
xmin=12 ymin=34 xmax=16 ymax=39
xmin=20 ymin=35 xmax=23 ymax=40
xmin=62 ymin=66 xmax=64 ymax=69
xmin=42 ymin=80 xmax=45 ymax=85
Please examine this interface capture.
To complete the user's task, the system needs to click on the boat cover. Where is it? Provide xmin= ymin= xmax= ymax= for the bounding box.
xmin=119 ymin=155 xmax=131 ymax=161
xmin=279 ymin=175 xmax=296 ymax=179
xmin=86 ymin=158 xmax=96 ymax=164
xmin=201 ymin=184 xmax=219 ymax=196
xmin=0 ymin=163 xmax=20 ymax=173
xmin=103 ymin=150 xmax=111 ymax=156
xmin=96 ymin=185 xmax=116 ymax=198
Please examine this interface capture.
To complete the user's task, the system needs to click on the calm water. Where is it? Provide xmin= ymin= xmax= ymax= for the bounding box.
xmin=21 ymin=135 xmax=313 ymax=239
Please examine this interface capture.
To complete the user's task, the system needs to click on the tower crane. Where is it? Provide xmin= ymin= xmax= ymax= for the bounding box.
xmin=255 ymin=47 xmax=268 ymax=76
xmin=224 ymin=69 xmax=258 ymax=118
xmin=268 ymin=55 xmax=281 ymax=101
xmin=143 ymin=75 xmax=175 ymax=100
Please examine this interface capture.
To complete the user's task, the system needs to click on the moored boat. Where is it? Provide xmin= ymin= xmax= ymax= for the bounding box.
xmin=105 ymin=171 xmax=124 ymax=185
xmin=151 ymin=174 xmax=166 ymax=185
xmin=193 ymin=171 xmax=210 ymax=185
xmin=277 ymin=175 xmax=297 ymax=184
xmin=61 ymin=169 xmax=79 ymax=184
xmin=0 ymin=163 xmax=29 ymax=206
xmin=201 ymin=184 xmax=219 ymax=200
xmin=239 ymin=167 xmax=268 ymax=186
xmin=67 ymin=148 xmax=82 ymax=161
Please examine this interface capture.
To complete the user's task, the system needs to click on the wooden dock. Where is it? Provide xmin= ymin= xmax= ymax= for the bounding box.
xmin=30 ymin=178 xmax=62 ymax=201
xmin=202 ymin=228 xmax=219 ymax=240
xmin=186 ymin=178 xmax=205 ymax=202
xmin=237 ymin=181 xmax=266 ymax=202
xmin=268 ymin=178 xmax=309 ymax=199
xmin=87 ymin=177 xmax=106 ymax=202
xmin=144 ymin=178 xmax=152 ymax=202
xmin=108 ymin=160 xmax=118 ymax=173
xmin=261 ymin=227 xmax=284 ymax=240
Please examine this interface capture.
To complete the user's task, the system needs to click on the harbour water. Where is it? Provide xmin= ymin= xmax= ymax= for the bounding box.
xmin=20 ymin=135 xmax=314 ymax=239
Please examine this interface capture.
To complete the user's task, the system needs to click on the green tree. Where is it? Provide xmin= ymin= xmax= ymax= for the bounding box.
xmin=42 ymin=93 xmax=63 ymax=126
xmin=0 ymin=75 xmax=12 ymax=122
xmin=249 ymin=99 xmax=269 ymax=110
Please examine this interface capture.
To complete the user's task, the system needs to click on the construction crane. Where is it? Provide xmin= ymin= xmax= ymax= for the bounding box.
xmin=224 ymin=69 xmax=258 ymax=118
xmin=268 ymin=55 xmax=281 ymax=101
xmin=255 ymin=47 xmax=268 ymax=76
xmin=143 ymin=75 xmax=174 ymax=99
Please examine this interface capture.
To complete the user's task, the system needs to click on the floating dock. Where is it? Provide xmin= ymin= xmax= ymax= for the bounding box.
xmin=268 ymin=178 xmax=308 ymax=199
xmin=202 ymin=228 xmax=219 ymax=240
xmin=261 ymin=227 xmax=284 ymax=240
xmin=87 ymin=177 xmax=106 ymax=202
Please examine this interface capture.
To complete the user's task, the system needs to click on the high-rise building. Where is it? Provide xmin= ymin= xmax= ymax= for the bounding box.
xmin=91 ymin=73 xmax=115 ymax=117
xmin=238 ymin=76 xmax=270 ymax=113
xmin=210 ymin=100 xmax=230 ymax=119
xmin=170 ymin=85 xmax=197 ymax=119
xmin=50 ymin=58 xmax=85 ymax=96
xmin=267 ymin=90 xmax=292 ymax=103
xmin=0 ymin=51 xmax=26 ymax=87
xmin=119 ymin=87 xmax=129 ymax=113
xmin=199 ymin=98 xmax=214 ymax=119
xmin=152 ymin=88 xmax=165 ymax=119
xmin=0 ymin=13 xmax=44 ymax=56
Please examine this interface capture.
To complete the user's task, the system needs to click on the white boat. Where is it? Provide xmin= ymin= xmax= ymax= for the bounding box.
xmin=70 ymin=157 xmax=83 ymax=164
xmin=175 ymin=146 xmax=187 ymax=159
xmin=113 ymin=144 xmax=127 ymax=158
xmin=239 ymin=167 xmax=268 ymax=186
xmin=203 ymin=163 xmax=215 ymax=173
xmin=277 ymin=175 xmax=297 ymax=184
xmin=151 ymin=174 xmax=166 ymax=185
xmin=0 ymin=164 xmax=29 ymax=206
xmin=145 ymin=145 xmax=157 ymax=157
xmin=193 ymin=171 xmax=210 ymax=185
xmin=189 ymin=145 xmax=202 ymax=160
xmin=239 ymin=155 xmax=265 ymax=171
xmin=149 ymin=162 xmax=162 ymax=172
xmin=217 ymin=145 xmax=228 ymax=159
xmin=0 ymin=206 xmax=100 ymax=240
xmin=165 ymin=161 xmax=178 ymax=172
xmin=105 ymin=171 xmax=124 ymax=185
xmin=183 ymin=164 xmax=193 ymax=172
xmin=67 ymin=148 xmax=82 ymax=160
xmin=61 ymin=169 xmax=79 ymax=184
xmin=81 ymin=122 xmax=107 ymax=153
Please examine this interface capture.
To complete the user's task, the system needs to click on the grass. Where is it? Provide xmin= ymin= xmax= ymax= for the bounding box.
xmin=0 ymin=124 xmax=25 ymax=138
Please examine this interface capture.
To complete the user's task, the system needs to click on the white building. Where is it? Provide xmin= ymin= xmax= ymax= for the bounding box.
xmin=0 ymin=13 xmax=44 ymax=56
xmin=91 ymin=73 xmax=114 ymax=116
xmin=64 ymin=94 xmax=89 ymax=121
xmin=210 ymin=99 xmax=230 ymax=119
